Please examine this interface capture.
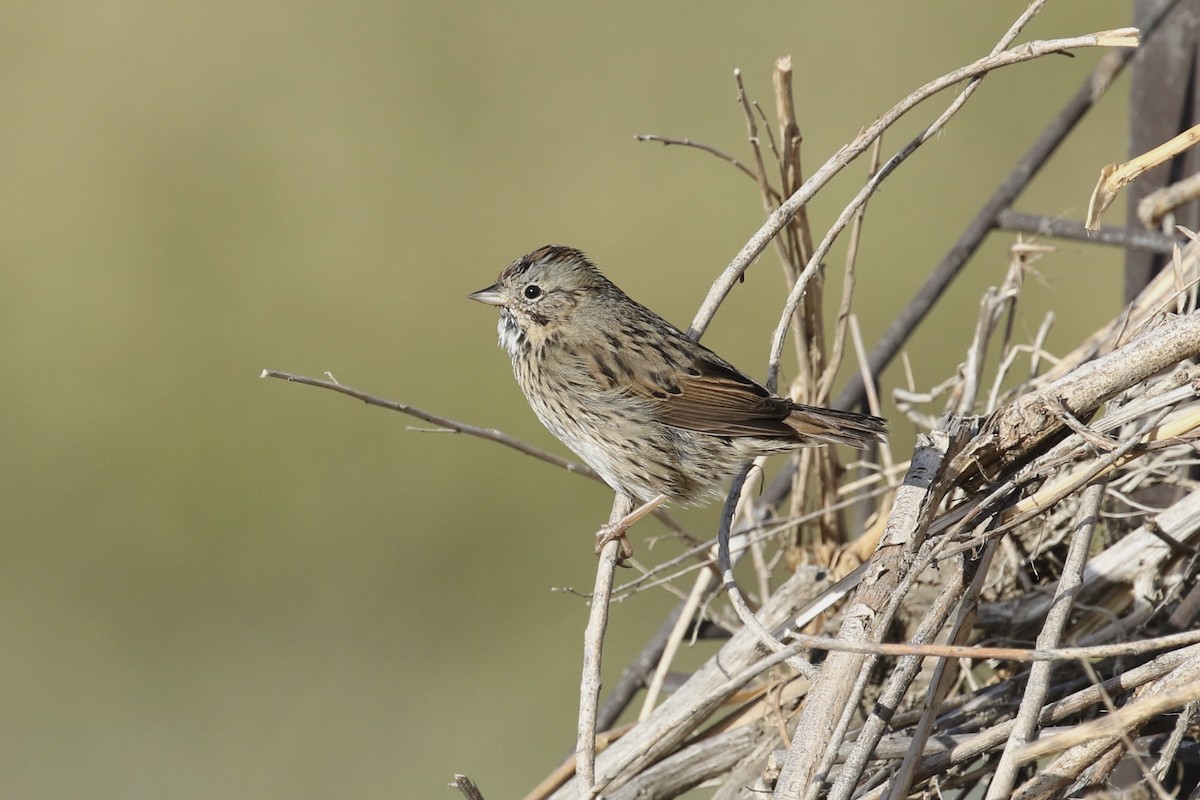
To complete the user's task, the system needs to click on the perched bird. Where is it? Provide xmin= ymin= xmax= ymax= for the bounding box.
xmin=469 ymin=245 xmax=886 ymax=553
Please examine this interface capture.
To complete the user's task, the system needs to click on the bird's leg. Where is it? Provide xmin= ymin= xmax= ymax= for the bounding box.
xmin=595 ymin=493 xmax=669 ymax=561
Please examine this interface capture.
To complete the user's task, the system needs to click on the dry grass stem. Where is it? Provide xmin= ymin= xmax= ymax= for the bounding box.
xmin=1088 ymin=123 xmax=1200 ymax=230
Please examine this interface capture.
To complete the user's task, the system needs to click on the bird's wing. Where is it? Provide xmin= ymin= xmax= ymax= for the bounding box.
xmin=631 ymin=347 xmax=798 ymax=437
xmin=628 ymin=344 xmax=886 ymax=447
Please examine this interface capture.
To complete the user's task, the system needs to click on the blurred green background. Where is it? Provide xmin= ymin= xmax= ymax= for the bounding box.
xmin=1 ymin=2 xmax=1135 ymax=798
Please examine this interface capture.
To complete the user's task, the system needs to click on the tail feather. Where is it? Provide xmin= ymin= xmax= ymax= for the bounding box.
xmin=784 ymin=404 xmax=888 ymax=449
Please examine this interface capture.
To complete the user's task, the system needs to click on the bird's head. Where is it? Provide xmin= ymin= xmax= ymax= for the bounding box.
xmin=469 ymin=245 xmax=613 ymax=355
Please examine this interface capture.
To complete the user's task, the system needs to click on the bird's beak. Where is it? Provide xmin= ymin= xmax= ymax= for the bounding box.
xmin=468 ymin=284 xmax=505 ymax=306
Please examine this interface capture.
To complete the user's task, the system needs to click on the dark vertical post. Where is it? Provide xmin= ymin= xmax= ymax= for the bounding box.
xmin=1125 ymin=0 xmax=1200 ymax=302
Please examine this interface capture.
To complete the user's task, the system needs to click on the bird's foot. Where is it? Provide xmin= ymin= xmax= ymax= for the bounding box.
xmin=593 ymin=493 xmax=671 ymax=565
xmin=595 ymin=523 xmax=634 ymax=565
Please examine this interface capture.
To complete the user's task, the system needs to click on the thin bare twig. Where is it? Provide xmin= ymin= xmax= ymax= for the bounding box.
xmin=718 ymin=462 xmax=817 ymax=677
xmin=260 ymin=369 xmax=595 ymax=478
xmin=595 ymin=604 xmax=686 ymax=732
xmin=997 ymin=209 xmax=1184 ymax=254
xmin=857 ymin=645 xmax=1200 ymax=799
xmin=1016 ymin=658 xmax=1200 ymax=762
xmin=260 ymin=369 xmax=695 ymax=539
xmin=637 ymin=569 xmax=717 ymax=721
xmin=826 ymin=558 xmax=968 ymax=800
xmin=632 ymin=134 xmax=760 ymax=185
xmin=986 ymin=481 xmax=1105 ymax=799
xmin=766 ymin=12 xmax=1081 ymax=395
xmin=693 ymin=27 xmax=1137 ymax=341
xmin=885 ymin=535 xmax=1000 ymax=800
xmin=837 ymin=0 xmax=1181 ymax=413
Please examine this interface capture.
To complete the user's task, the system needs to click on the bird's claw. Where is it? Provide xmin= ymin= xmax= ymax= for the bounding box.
xmin=596 ymin=523 xmax=634 ymax=566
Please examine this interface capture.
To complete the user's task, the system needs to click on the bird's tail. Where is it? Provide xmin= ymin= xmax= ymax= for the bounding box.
xmin=784 ymin=404 xmax=888 ymax=449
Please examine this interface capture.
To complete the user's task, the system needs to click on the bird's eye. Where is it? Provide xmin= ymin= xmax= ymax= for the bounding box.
xmin=523 ymin=284 xmax=542 ymax=300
